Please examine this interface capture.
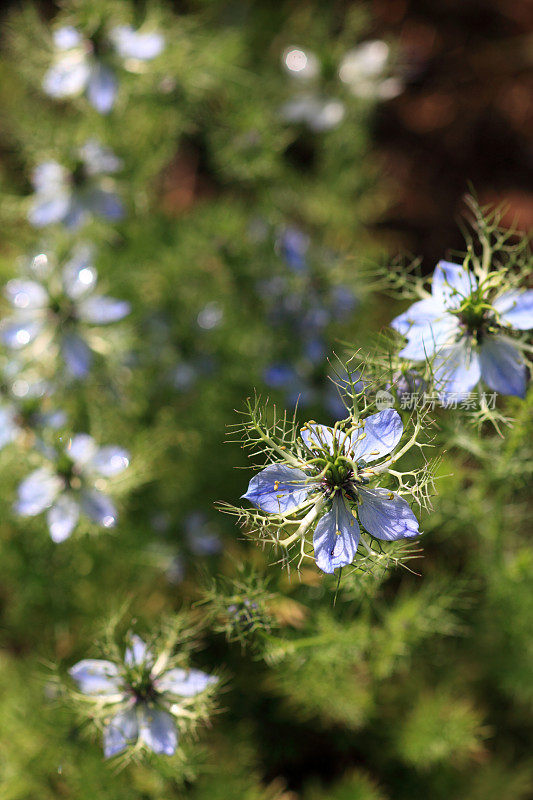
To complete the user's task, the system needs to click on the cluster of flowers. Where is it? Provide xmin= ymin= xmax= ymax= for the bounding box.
xmin=240 ymin=259 xmax=532 ymax=574
xmin=257 ymin=225 xmax=358 ymax=414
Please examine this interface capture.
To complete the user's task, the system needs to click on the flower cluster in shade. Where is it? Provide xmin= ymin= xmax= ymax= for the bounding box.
xmin=242 ymin=409 xmax=419 ymax=573
xmin=1 ymin=248 xmax=130 ymax=378
xmin=43 ymin=24 xmax=164 ymax=114
xmin=28 ymin=140 xmax=124 ymax=229
xmin=15 ymin=433 xmax=129 ymax=542
xmin=259 ymin=226 xmax=357 ymax=410
xmin=391 ymin=261 xmax=533 ymax=398
xmin=281 ymin=40 xmax=402 ymax=132
xmin=69 ymin=635 xmax=217 ymax=758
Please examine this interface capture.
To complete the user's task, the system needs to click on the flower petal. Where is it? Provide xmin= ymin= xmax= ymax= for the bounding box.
xmin=349 ymin=409 xmax=403 ymax=464
xmin=28 ymin=191 xmax=71 ymax=227
xmin=80 ymin=140 xmax=123 ymax=175
xmin=156 ymin=668 xmax=217 ymax=697
xmin=137 ymin=707 xmax=177 ymax=756
xmin=53 ymin=26 xmax=82 ymax=50
xmin=62 ymin=246 xmax=97 ymax=299
xmin=493 ymin=290 xmax=533 ymax=331
xmin=300 ymin=423 xmax=336 ymax=454
xmin=398 ymin=315 xmax=459 ymax=360
xmin=124 ymin=635 xmax=150 ymax=667
xmin=87 ymin=64 xmax=118 ymax=114
xmin=391 ymin=298 xmax=444 ymax=335
xmin=0 ymin=405 xmax=19 ymax=449
xmin=91 ymin=446 xmax=130 ymax=477
xmin=86 ymin=189 xmax=124 ymax=220
xmin=66 ymin=433 xmax=97 ymax=466
xmin=104 ymin=708 xmax=138 ymax=758
xmin=433 ymin=339 xmax=481 ymax=399
xmin=110 ymin=25 xmax=164 ymax=61
xmin=0 ymin=318 xmax=44 ymax=349
xmin=80 ymin=489 xmax=118 ymax=528
xmin=61 ymin=333 xmax=92 ymax=378
xmin=47 ymin=494 xmax=80 ymax=542
xmin=313 ymin=495 xmax=360 ymax=573
xmin=242 ymin=464 xmax=312 ymax=514
xmin=69 ymin=659 xmax=121 ymax=696
xmin=43 ymin=53 xmax=90 ymax=98
xmin=5 ymin=280 xmax=49 ymax=310
xmin=15 ymin=468 xmax=62 ymax=516
xmin=479 ymin=337 xmax=527 ymax=398
xmin=358 ymin=487 xmax=419 ymax=540
xmin=431 ymin=260 xmax=477 ymax=309
xmin=78 ymin=295 xmax=130 ymax=324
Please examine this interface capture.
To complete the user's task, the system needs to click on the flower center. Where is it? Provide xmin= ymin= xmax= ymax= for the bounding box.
xmin=322 ymin=455 xmax=355 ymax=494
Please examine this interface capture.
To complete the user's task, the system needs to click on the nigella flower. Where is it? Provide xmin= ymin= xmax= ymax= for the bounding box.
xmin=0 ymin=370 xmax=66 ymax=451
xmin=276 ymin=227 xmax=310 ymax=273
xmin=43 ymin=24 xmax=164 ymax=114
xmin=15 ymin=433 xmax=129 ymax=542
xmin=28 ymin=140 xmax=124 ymax=229
xmin=1 ymin=248 xmax=130 ymax=378
xmin=242 ymin=409 xmax=419 ymax=574
xmin=391 ymin=261 xmax=533 ymax=398
xmin=69 ymin=634 xmax=217 ymax=758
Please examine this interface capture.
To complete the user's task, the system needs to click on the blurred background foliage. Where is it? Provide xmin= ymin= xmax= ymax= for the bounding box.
xmin=0 ymin=1 xmax=531 ymax=798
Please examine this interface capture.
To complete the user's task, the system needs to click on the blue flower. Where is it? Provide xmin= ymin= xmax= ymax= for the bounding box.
xmin=1 ymin=248 xmax=130 ymax=378
xmin=15 ymin=433 xmax=129 ymax=542
xmin=28 ymin=141 xmax=124 ymax=229
xmin=69 ymin=634 xmax=217 ymax=758
xmin=277 ymin=227 xmax=309 ymax=273
xmin=43 ymin=25 xmax=164 ymax=114
xmin=391 ymin=261 xmax=533 ymax=398
xmin=242 ymin=409 xmax=419 ymax=574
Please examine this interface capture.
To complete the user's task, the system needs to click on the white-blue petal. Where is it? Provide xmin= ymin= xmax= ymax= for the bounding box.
xmin=349 ymin=409 xmax=403 ymax=464
xmin=78 ymin=295 xmax=130 ymax=324
xmin=86 ymin=189 xmax=124 ymax=220
xmin=15 ymin=468 xmax=63 ymax=516
xmin=433 ymin=339 xmax=481 ymax=399
xmin=104 ymin=708 xmax=138 ymax=758
xmin=358 ymin=487 xmax=419 ymax=540
xmin=80 ymin=140 xmax=123 ymax=175
xmin=87 ymin=63 xmax=118 ymax=114
xmin=397 ymin=315 xmax=459 ymax=360
xmin=0 ymin=405 xmax=19 ymax=449
xmin=62 ymin=246 xmax=97 ymax=299
xmin=479 ymin=336 xmax=527 ymax=398
xmin=242 ymin=464 xmax=312 ymax=514
xmin=66 ymin=433 xmax=97 ymax=467
xmin=47 ymin=494 xmax=80 ymax=542
xmin=313 ymin=495 xmax=360 ymax=573
xmin=28 ymin=191 xmax=71 ymax=227
xmin=137 ymin=707 xmax=177 ymax=756
xmin=91 ymin=446 xmax=130 ymax=477
xmin=111 ymin=25 xmax=164 ymax=61
xmin=0 ymin=317 xmax=44 ymax=349
xmin=69 ymin=659 xmax=121 ymax=696
xmin=391 ymin=298 xmax=444 ymax=335
xmin=80 ymin=489 xmax=118 ymax=528
xmin=493 ymin=290 xmax=533 ymax=331
xmin=124 ymin=635 xmax=150 ymax=667
xmin=61 ymin=333 xmax=92 ymax=377
xmin=155 ymin=668 xmax=217 ymax=697
xmin=431 ymin=260 xmax=477 ymax=309
xmin=53 ymin=26 xmax=82 ymax=50
xmin=31 ymin=161 xmax=68 ymax=192
xmin=5 ymin=280 xmax=48 ymax=310
xmin=42 ymin=54 xmax=90 ymax=98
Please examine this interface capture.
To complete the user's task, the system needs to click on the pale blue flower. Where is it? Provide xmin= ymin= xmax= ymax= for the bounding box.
xmin=69 ymin=634 xmax=217 ymax=758
xmin=43 ymin=24 xmax=164 ymax=113
xmin=15 ymin=433 xmax=129 ymax=542
xmin=1 ymin=248 xmax=130 ymax=377
xmin=392 ymin=261 xmax=533 ymax=398
xmin=242 ymin=409 xmax=419 ymax=573
xmin=28 ymin=141 xmax=123 ymax=229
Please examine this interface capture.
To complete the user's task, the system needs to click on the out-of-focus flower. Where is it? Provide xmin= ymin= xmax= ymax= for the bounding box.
xmin=69 ymin=633 xmax=217 ymax=758
xmin=28 ymin=141 xmax=124 ymax=229
xmin=242 ymin=410 xmax=419 ymax=573
xmin=280 ymin=94 xmax=346 ymax=132
xmin=14 ymin=433 xmax=129 ymax=542
xmin=43 ymin=24 xmax=164 ymax=114
xmin=339 ymin=40 xmax=403 ymax=100
xmin=184 ymin=512 xmax=222 ymax=556
xmin=1 ymin=248 xmax=130 ymax=378
xmin=391 ymin=261 xmax=533 ymax=398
